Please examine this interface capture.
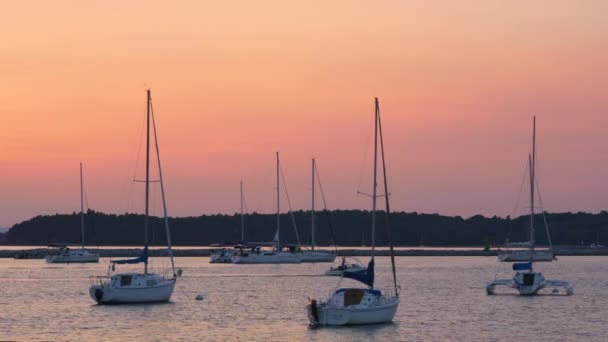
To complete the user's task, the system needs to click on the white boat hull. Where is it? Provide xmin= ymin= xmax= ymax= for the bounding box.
xmin=89 ymin=273 xmax=176 ymax=304
xmin=46 ymin=250 xmax=99 ymax=263
xmin=308 ymin=290 xmax=399 ymax=326
xmin=232 ymin=251 xmax=301 ymax=264
xmin=497 ymin=250 xmax=555 ymax=262
xmin=300 ymin=251 xmax=336 ymax=263
xmin=314 ymin=301 xmax=399 ymax=325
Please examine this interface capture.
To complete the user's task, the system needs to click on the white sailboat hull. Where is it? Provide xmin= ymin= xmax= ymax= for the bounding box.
xmin=300 ymin=251 xmax=336 ymax=263
xmin=308 ymin=289 xmax=399 ymax=326
xmin=89 ymin=273 xmax=176 ymax=304
xmin=497 ymin=250 xmax=555 ymax=262
xmin=46 ymin=250 xmax=99 ymax=263
xmin=314 ymin=301 xmax=399 ymax=325
xmin=232 ymin=251 xmax=301 ymax=264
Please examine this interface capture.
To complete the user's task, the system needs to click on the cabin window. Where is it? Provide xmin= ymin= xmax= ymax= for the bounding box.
xmin=120 ymin=275 xmax=132 ymax=287
xmin=344 ymin=289 xmax=365 ymax=306
xmin=147 ymin=279 xmax=157 ymax=286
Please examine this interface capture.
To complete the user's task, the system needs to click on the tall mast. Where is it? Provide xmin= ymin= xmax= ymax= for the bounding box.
xmin=529 ymin=116 xmax=536 ymax=265
xmin=311 ymin=158 xmax=315 ymax=250
xmin=371 ymin=98 xmax=379 ymax=258
xmin=276 ymin=152 xmax=280 ymax=250
xmin=144 ymin=89 xmax=151 ymax=274
xmin=80 ymin=162 xmax=85 ymax=249
xmin=377 ymin=98 xmax=399 ymax=296
xmin=240 ymin=181 xmax=244 ymax=243
xmin=149 ymin=93 xmax=176 ymax=276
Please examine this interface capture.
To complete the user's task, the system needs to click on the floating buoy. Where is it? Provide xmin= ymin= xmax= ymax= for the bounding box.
xmin=195 ymin=294 xmax=204 ymax=301
xmin=177 ymin=269 xmax=183 ymax=277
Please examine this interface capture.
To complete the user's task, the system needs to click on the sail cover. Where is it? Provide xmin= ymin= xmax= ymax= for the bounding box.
xmin=343 ymin=259 xmax=375 ymax=287
xmin=512 ymin=262 xmax=532 ymax=271
xmin=112 ymin=245 xmax=149 ymax=264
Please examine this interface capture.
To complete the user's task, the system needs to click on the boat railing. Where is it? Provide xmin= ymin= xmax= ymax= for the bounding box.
xmin=90 ymin=275 xmax=111 ymax=285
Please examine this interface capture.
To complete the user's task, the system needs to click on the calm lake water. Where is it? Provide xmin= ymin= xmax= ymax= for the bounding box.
xmin=1 ymin=256 xmax=606 ymax=341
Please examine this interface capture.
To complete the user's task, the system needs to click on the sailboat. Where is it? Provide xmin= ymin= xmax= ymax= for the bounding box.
xmin=89 ymin=90 xmax=178 ymax=304
xmin=209 ymin=181 xmax=246 ymax=263
xmin=486 ymin=117 xmax=573 ymax=296
xmin=232 ymin=152 xmax=301 ymax=264
xmin=307 ymin=98 xmax=399 ymax=326
xmin=46 ymin=163 xmax=100 ymax=263
xmin=300 ymin=158 xmax=336 ymax=263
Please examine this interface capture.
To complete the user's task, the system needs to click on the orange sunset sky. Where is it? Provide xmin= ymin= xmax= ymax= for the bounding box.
xmin=1 ymin=1 xmax=607 ymax=227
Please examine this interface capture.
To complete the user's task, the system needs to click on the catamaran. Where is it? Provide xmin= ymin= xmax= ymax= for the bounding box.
xmin=486 ymin=117 xmax=573 ymax=296
xmin=300 ymin=158 xmax=336 ymax=263
xmin=46 ymin=163 xmax=99 ymax=263
xmin=307 ymin=98 xmax=399 ymax=326
xmin=232 ymin=152 xmax=301 ymax=264
xmin=89 ymin=90 xmax=178 ymax=304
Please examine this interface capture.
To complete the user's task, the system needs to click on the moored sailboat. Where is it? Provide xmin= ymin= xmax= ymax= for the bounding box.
xmin=300 ymin=158 xmax=336 ymax=263
xmin=486 ymin=117 xmax=572 ymax=296
xmin=89 ymin=90 xmax=178 ymax=304
xmin=232 ymin=152 xmax=301 ymax=264
xmin=307 ymin=98 xmax=399 ymax=326
xmin=46 ymin=163 xmax=99 ymax=263
xmin=209 ymin=181 xmax=247 ymax=263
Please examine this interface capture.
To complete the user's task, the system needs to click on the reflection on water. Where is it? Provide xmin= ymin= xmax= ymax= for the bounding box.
xmin=0 ymin=256 xmax=607 ymax=341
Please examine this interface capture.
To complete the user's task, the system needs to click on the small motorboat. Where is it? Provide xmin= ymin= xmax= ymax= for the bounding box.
xmin=325 ymin=257 xmax=366 ymax=276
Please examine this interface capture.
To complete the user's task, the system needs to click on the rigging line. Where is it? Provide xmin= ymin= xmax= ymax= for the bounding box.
xmin=278 ymin=163 xmax=302 ymax=247
xmin=314 ymin=162 xmax=338 ymax=253
xmin=377 ymin=98 xmax=398 ymax=296
xmin=534 ymin=173 xmax=554 ymax=252
xmin=356 ymin=105 xmax=375 ymax=195
xmin=121 ymin=102 xmax=147 ymax=214
xmin=510 ymin=157 xmax=529 ymax=218
xmin=81 ymin=176 xmax=100 ymax=248
xmin=506 ymin=157 xmax=530 ymax=243
xmin=150 ymin=97 xmax=176 ymax=275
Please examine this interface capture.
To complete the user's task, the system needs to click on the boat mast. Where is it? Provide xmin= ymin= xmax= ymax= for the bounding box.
xmin=371 ymin=98 xmax=379 ymax=258
xmin=377 ymin=97 xmax=399 ymax=296
xmin=149 ymin=92 xmax=176 ymax=276
xmin=311 ymin=158 xmax=315 ymax=251
xmin=80 ymin=162 xmax=85 ymax=249
xmin=241 ymin=181 xmax=245 ymax=243
xmin=276 ymin=152 xmax=280 ymax=250
xmin=529 ymin=116 xmax=536 ymax=266
xmin=144 ymin=89 xmax=151 ymax=274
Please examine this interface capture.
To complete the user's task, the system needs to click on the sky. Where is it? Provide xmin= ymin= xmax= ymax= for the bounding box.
xmin=1 ymin=1 xmax=607 ymax=227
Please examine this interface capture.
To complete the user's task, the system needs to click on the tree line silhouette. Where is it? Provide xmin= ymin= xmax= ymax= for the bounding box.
xmin=1 ymin=210 xmax=607 ymax=247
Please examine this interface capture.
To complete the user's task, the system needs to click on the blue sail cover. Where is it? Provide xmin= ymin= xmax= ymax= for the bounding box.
xmin=343 ymin=259 xmax=375 ymax=287
xmin=112 ymin=245 xmax=149 ymax=264
xmin=513 ymin=262 xmax=532 ymax=271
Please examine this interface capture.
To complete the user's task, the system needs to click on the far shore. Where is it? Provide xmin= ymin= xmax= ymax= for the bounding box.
xmin=3 ymin=246 xmax=608 ymax=258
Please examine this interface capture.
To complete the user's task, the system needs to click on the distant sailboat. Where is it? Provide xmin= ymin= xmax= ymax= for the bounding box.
xmin=307 ymin=98 xmax=399 ymax=326
xmin=300 ymin=158 xmax=336 ymax=263
xmin=89 ymin=90 xmax=178 ymax=304
xmin=209 ymin=181 xmax=246 ymax=263
xmin=487 ymin=117 xmax=572 ymax=296
xmin=232 ymin=152 xmax=301 ymax=264
xmin=46 ymin=163 xmax=99 ymax=263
